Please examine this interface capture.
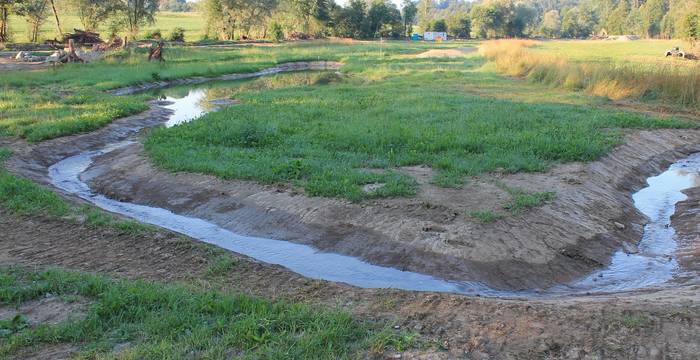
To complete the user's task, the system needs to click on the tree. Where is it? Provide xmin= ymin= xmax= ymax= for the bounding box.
xmin=0 ymin=0 xmax=21 ymax=42
xmin=639 ymin=0 xmax=668 ymax=38
xmin=401 ymin=0 xmax=416 ymax=37
xmin=116 ymin=0 xmax=158 ymax=37
xmin=331 ymin=0 xmax=366 ymax=38
xmin=540 ymin=9 xmax=561 ymax=38
xmin=48 ymin=0 xmax=61 ymax=35
xmin=470 ymin=3 xmax=501 ymax=38
xmin=71 ymin=0 xmax=120 ymax=32
xmin=446 ymin=11 xmax=470 ymax=38
xmin=15 ymin=0 xmax=48 ymax=42
xmin=367 ymin=0 xmax=401 ymax=38
xmin=429 ymin=18 xmax=446 ymax=32
xmin=417 ymin=0 xmax=431 ymax=32
xmin=290 ymin=0 xmax=329 ymax=33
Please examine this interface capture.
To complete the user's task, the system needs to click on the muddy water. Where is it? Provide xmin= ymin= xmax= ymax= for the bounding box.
xmin=47 ymin=85 xmax=700 ymax=297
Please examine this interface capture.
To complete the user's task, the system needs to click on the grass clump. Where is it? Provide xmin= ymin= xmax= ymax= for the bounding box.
xmin=468 ymin=210 xmax=502 ymax=224
xmin=0 ymin=149 xmax=69 ymax=217
xmin=0 ymin=267 xmax=410 ymax=359
xmin=501 ymin=186 xmax=556 ymax=215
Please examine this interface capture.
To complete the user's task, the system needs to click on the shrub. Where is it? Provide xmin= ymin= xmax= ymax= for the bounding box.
xmin=170 ymin=27 xmax=186 ymax=42
xmin=144 ymin=29 xmax=162 ymax=40
xmin=270 ymin=22 xmax=284 ymax=42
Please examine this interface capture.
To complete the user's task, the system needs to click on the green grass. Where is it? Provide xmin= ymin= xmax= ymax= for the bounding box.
xmin=468 ymin=210 xmax=502 ymax=224
xmin=0 ymin=149 xmax=69 ymax=216
xmin=502 ymin=189 xmax=556 ymax=215
xmin=532 ymin=39 xmax=694 ymax=68
xmin=0 ymin=148 xmax=153 ymax=236
xmin=0 ymin=89 xmax=149 ymax=142
xmin=1 ymin=41 xmax=465 ymax=142
xmin=144 ymin=48 xmax=696 ymax=201
xmin=0 ymin=267 xmax=412 ymax=359
xmin=6 ymin=12 xmax=206 ymax=43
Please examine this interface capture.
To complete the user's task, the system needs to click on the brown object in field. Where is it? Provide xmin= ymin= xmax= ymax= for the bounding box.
xmin=148 ymin=40 xmax=165 ymax=62
xmin=64 ymin=39 xmax=84 ymax=63
xmin=62 ymin=29 xmax=103 ymax=45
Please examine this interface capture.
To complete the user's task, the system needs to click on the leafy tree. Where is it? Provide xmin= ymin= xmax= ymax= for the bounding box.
xmin=401 ymin=0 xmax=417 ymax=37
xmin=540 ymin=9 xmax=561 ymax=38
xmin=71 ymin=0 xmax=120 ymax=32
xmin=446 ymin=10 xmax=470 ymax=38
xmin=115 ymin=0 xmax=158 ymax=37
xmin=429 ymin=18 xmax=446 ymax=31
xmin=367 ymin=0 xmax=401 ymax=38
xmin=639 ymin=0 xmax=668 ymax=38
xmin=470 ymin=2 xmax=501 ymax=38
xmin=14 ymin=0 xmax=48 ymax=42
xmin=269 ymin=21 xmax=283 ymax=41
xmin=335 ymin=0 xmax=367 ymax=38
xmin=417 ymin=0 xmax=431 ymax=31
xmin=0 ymin=0 xmax=22 ymax=42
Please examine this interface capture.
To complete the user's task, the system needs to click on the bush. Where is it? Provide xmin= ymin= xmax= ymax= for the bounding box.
xmin=269 ymin=22 xmax=284 ymax=42
xmin=170 ymin=27 xmax=186 ymax=42
xmin=145 ymin=29 xmax=162 ymax=40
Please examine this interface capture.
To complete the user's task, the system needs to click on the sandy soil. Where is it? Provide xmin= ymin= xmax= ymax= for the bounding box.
xmin=0 ymin=58 xmax=51 ymax=71
xmin=415 ymin=48 xmax=477 ymax=58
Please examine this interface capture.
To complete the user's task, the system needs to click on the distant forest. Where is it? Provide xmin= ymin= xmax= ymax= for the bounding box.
xmin=1 ymin=0 xmax=699 ymax=43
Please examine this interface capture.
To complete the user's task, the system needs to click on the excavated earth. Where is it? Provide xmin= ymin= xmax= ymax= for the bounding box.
xmin=83 ymin=129 xmax=700 ymax=290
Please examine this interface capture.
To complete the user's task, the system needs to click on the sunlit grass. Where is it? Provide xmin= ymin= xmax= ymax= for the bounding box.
xmin=0 ymin=267 xmax=413 ymax=358
xmin=145 ymin=54 xmax=697 ymax=201
xmin=481 ymin=39 xmax=700 ymax=109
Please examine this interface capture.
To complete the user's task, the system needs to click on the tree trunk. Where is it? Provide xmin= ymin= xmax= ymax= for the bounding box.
xmin=49 ymin=0 xmax=63 ymax=37
xmin=0 ymin=7 xmax=7 ymax=43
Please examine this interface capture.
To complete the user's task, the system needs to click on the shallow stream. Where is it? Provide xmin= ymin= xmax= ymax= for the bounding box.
xmin=48 ymin=83 xmax=700 ymax=297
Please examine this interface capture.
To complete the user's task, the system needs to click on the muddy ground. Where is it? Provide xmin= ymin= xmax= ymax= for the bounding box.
xmin=2 ymin=208 xmax=700 ymax=359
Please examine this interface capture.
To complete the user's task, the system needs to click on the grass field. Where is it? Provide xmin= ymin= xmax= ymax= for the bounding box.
xmin=2 ymin=40 xmax=698 ymax=199
xmin=482 ymin=39 xmax=700 ymax=109
xmin=143 ymin=43 xmax=696 ymax=200
xmin=0 ymin=267 xmax=411 ymax=358
xmin=6 ymin=12 xmax=206 ymax=43
xmin=532 ymin=39 xmax=694 ymax=67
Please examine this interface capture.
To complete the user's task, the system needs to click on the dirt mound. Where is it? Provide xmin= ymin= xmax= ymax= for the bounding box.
xmin=415 ymin=48 xmax=476 ymax=58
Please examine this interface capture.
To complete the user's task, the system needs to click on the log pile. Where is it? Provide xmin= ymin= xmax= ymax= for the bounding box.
xmin=62 ymin=29 xmax=103 ymax=45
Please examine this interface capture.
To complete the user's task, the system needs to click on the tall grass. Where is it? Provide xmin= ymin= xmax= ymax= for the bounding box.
xmin=481 ymin=40 xmax=700 ymax=109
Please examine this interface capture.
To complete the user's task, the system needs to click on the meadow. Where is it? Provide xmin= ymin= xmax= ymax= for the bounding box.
xmin=481 ymin=39 xmax=700 ymax=108
xmin=143 ymin=42 xmax=696 ymax=200
xmin=6 ymin=11 xmax=206 ymax=43
xmin=2 ymin=40 xmax=697 ymax=198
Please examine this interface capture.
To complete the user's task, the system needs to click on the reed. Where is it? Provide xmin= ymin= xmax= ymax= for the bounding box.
xmin=481 ymin=40 xmax=700 ymax=109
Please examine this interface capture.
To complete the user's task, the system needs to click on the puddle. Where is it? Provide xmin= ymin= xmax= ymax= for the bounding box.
xmin=550 ymin=153 xmax=700 ymax=293
xmin=44 ymin=69 xmax=700 ymax=297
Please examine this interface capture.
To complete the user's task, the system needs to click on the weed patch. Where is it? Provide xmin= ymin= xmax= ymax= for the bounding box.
xmin=0 ymin=267 xmax=411 ymax=358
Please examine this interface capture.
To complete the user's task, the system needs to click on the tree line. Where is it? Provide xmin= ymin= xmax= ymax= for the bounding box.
xmin=1 ymin=0 xmax=699 ymax=44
